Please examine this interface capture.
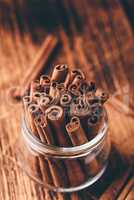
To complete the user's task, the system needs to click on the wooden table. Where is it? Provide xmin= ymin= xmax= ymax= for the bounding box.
xmin=0 ymin=0 xmax=134 ymax=199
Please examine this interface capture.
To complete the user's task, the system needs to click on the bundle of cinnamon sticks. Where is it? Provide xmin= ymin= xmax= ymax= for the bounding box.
xmin=22 ymin=64 xmax=109 ymax=189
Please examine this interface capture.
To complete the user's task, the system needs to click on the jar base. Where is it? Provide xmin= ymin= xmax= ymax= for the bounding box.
xmin=20 ymin=162 xmax=108 ymax=193
xmin=56 ymin=163 xmax=108 ymax=193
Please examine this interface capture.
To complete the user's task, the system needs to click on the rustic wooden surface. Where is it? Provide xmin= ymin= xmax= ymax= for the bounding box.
xmin=0 ymin=0 xmax=134 ymax=199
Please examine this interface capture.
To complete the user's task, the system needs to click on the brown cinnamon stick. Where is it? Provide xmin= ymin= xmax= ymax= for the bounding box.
xmin=46 ymin=105 xmax=71 ymax=147
xmin=39 ymin=95 xmax=53 ymax=112
xmin=56 ymin=83 xmax=66 ymax=94
xmin=27 ymin=104 xmax=41 ymax=138
xmin=46 ymin=105 xmax=86 ymax=187
xmin=71 ymin=75 xmax=84 ymax=87
xmin=12 ymin=35 xmax=58 ymax=99
xmin=66 ymin=116 xmax=100 ymax=176
xmin=34 ymin=115 xmax=69 ymax=189
xmin=40 ymin=75 xmax=51 ymax=94
xmin=51 ymin=64 xmax=69 ymax=84
xmin=25 ymin=105 xmax=56 ymax=189
xmin=80 ymin=81 xmax=90 ymax=94
xmin=66 ymin=116 xmax=87 ymax=146
xmin=88 ymin=106 xmax=104 ymax=138
xmin=60 ymin=93 xmax=72 ymax=107
xmin=70 ymin=69 xmax=85 ymax=84
xmin=30 ymin=80 xmax=41 ymax=98
xmin=68 ymin=84 xmax=81 ymax=97
xmin=117 ymin=176 xmax=134 ymax=200
xmin=49 ymin=81 xmax=58 ymax=99
xmin=32 ymin=92 xmax=42 ymax=103
xmin=22 ymin=95 xmax=32 ymax=116
xmin=125 ymin=186 xmax=134 ymax=200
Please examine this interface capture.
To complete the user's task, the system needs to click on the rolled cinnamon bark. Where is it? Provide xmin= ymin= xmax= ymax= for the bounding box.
xmin=70 ymin=98 xmax=90 ymax=135
xmin=49 ymin=81 xmax=60 ymax=102
xmin=27 ymin=104 xmax=41 ymax=138
xmin=117 ymin=177 xmax=134 ymax=200
xmin=25 ymin=105 xmax=55 ymax=189
xmin=30 ymin=80 xmax=41 ymax=98
xmin=56 ymin=83 xmax=65 ymax=93
xmin=70 ymin=69 xmax=85 ymax=84
xmin=40 ymin=75 xmax=50 ymax=94
xmin=64 ymin=71 xmax=71 ymax=88
xmin=51 ymin=64 xmax=69 ymax=84
xmin=39 ymin=95 xmax=53 ymax=113
xmin=60 ymin=93 xmax=72 ymax=123
xmin=66 ymin=116 xmax=87 ymax=145
xmin=46 ymin=105 xmax=86 ymax=186
xmin=32 ymin=92 xmax=42 ymax=104
xmin=40 ymin=75 xmax=50 ymax=85
xmin=60 ymin=93 xmax=72 ymax=107
xmin=68 ymin=84 xmax=81 ymax=97
xmin=88 ymin=106 xmax=104 ymax=138
xmin=88 ymin=82 xmax=96 ymax=93
xmin=23 ymin=96 xmax=33 ymax=132
xmin=66 ymin=116 xmax=100 ymax=176
xmin=22 ymin=95 xmax=32 ymax=114
xmin=34 ymin=114 xmax=54 ymax=145
xmin=34 ymin=114 xmax=69 ymax=188
xmin=49 ymin=81 xmax=57 ymax=97
xmin=79 ymin=81 xmax=89 ymax=94
xmin=71 ymin=75 xmax=84 ymax=87
xmin=46 ymin=105 xmax=71 ymax=146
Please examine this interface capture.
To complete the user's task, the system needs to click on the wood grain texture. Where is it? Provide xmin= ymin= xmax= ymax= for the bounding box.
xmin=0 ymin=0 xmax=134 ymax=199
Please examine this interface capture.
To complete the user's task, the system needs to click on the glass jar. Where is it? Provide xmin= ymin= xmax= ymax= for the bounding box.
xmin=16 ymin=108 xmax=110 ymax=193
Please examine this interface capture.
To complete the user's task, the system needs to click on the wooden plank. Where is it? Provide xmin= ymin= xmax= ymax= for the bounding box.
xmin=0 ymin=0 xmax=134 ymax=199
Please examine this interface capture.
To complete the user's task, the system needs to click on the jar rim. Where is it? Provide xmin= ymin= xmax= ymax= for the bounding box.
xmin=22 ymin=108 xmax=108 ymax=158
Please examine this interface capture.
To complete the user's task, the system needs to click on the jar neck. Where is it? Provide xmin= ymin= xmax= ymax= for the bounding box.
xmin=21 ymin=109 xmax=108 ymax=158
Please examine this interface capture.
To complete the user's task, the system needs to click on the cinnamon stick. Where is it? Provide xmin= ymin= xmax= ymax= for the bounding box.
xmin=32 ymin=92 xmax=42 ymax=103
xmin=27 ymin=103 xmax=41 ymax=138
xmin=125 ymin=186 xmax=134 ymax=200
xmin=40 ymin=75 xmax=51 ymax=94
xmin=39 ymin=95 xmax=53 ymax=112
xmin=12 ymin=35 xmax=58 ymax=99
xmin=117 ymin=176 xmax=134 ymax=200
xmin=80 ymin=81 xmax=90 ymax=94
xmin=71 ymin=75 xmax=84 ymax=87
xmin=31 ymin=115 xmax=66 ymax=200
xmin=34 ymin=114 xmax=69 ymax=188
xmin=51 ymin=64 xmax=69 ymax=84
xmin=30 ymin=80 xmax=41 ymax=98
xmin=49 ymin=81 xmax=58 ymax=99
xmin=25 ymin=105 xmax=56 ymax=188
xmin=60 ymin=93 xmax=72 ymax=107
xmin=46 ymin=105 xmax=86 ymax=186
xmin=22 ymin=95 xmax=32 ymax=116
xmin=70 ymin=69 xmax=85 ymax=84
xmin=68 ymin=83 xmax=81 ymax=97
xmin=88 ymin=106 xmax=104 ymax=138
xmin=56 ymin=83 xmax=66 ymax=94
xmin=66 ymin=116 xmax=100 ymax=176
xmin=66 ymin=116 xmax=87 ymax=146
